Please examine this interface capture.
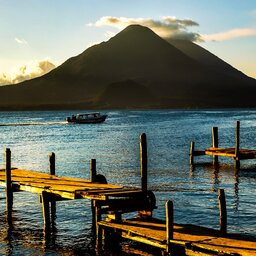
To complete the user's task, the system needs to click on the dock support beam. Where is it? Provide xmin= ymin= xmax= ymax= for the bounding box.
xmin=189 ymin=141 xmax=195 ymax=165
xmin=91 ymin=159 xmax=97 ymax=232
xmin=42 ymin=191 xmax=50 ymax=231
xmin=166 ymin=200 xmax=174 ymax=254
xmin=235 ymin=121 xmax=240 ymax=168
xmin=140 ymin=133 xmax=147 ymax=192
xmin=49 ymin=152 xmax=56 ymax=222
xmin=5 ymin=148 xmax=13 ymax=225
xmin=90 ymin=159 xmax=97 ymax=182
xmin=218 ymin=189 xmax=227 ymax=236
xmin=212 ymin=127 xmax=219 ymax=165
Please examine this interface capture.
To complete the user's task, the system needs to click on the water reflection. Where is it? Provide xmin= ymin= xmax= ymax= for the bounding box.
xmin=190 ymin=162 xmax=246 ymax=214
xmin=234 ymin=170 xmax=239 ymax=212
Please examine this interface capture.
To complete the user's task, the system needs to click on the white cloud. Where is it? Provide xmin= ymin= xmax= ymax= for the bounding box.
xmin=202 ymin=28 xmax=256 ymax=41
xmin=89 ymin=16 xmax=202 ymax=42
xmin=0 ymin=59 xmax=56 ymax=86
xmin=15 ymin=37 xmax=29 ymax=45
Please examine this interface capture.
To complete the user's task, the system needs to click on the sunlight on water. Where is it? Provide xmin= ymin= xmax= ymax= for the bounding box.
xmin=0 ymin=110 xmax=256 ymax=255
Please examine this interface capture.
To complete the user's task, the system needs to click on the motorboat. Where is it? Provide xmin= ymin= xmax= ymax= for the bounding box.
xmin=66 ymin=112 xmax=107 ymax=124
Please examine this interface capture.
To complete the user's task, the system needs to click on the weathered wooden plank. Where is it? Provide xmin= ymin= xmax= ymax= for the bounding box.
xmin=79 ymin=188 xmax=138 ymax=195
xmin=98 ymin=220 xmax=166 ymax=242
xmin=18 ymin=184 xmax=76 ymax=199
xmin=122 ymin=233 xmax=166 ymax=249
xmin=88 ymin=190 xmax=144 ymax=197
xmin=98 ymin=220 xmax=256 ymax=256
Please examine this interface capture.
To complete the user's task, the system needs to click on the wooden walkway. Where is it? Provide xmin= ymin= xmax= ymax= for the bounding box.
xmin=98 ymin=217 xmax=256 ymax=256
xmin=0 ymin=168 xmax=143 ymax=201
xmin=190 ymin=121 xmax=256 ymax=166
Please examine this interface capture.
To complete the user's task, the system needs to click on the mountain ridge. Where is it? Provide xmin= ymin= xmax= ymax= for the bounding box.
xmin=0 ymin=24 xmax=255 ymax=110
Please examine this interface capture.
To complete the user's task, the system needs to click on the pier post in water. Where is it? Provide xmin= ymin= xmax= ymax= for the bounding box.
xmin=212 ymin=127 xmax=219 ymax=165
xmin=49 ymin=152 xmax=56 ymax=221
xmin=42 ymin=191 xmax=50 ymax=230
xmin=218 ymin=189 xmax=227 ymax=235
xmin=235 ymin=121 xmax=240 ymax=168
xmin=140 ymin=133 xmax=148 ymax=192
xmin=90 ymin=159 xmax=97 ymax=182
xmin=166 ymin=200 xmax=174 ymax=254
xmin=90 ymin=159 xmax=97 ymax=232
xmin=5 ymin=148 xmax=13 ymax=224
xmin=189 ymin=141 xmax=195 ymax=165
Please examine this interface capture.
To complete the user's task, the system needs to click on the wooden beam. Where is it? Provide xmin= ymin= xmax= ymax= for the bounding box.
xmin=235 ymin=121 xmax=240 ymax=168
xmin=166 ymin=200 xmax=174 ymax=254
xmin=5 ymin=148 xmax=13 ymax=224
xmin=218 ymin=189 xmax=227 ymax=236
xmin=90 ymin=159 xmax=96 ymax=182
xmin=49 ymin=152 xmax=56 ymax=221
xmin=41 ymin=191 xmax=50 ymax=230
xmin=140 ymin=133 xmax=147 ymax=192
xmin=49 ymin=152 xmax=55 ymax=175
xmin=189 ymin=141 xmax=195 ymax=165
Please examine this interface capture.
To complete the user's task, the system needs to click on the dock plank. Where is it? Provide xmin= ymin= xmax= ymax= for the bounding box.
xmin=98 ymin=219 xmax=256 ymax=256
xmin=0 ymin=168 xmax=143 ymax=201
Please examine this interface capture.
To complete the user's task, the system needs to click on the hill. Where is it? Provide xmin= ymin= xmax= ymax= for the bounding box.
xmin=0 ymin=24 xmax=255 ymax=110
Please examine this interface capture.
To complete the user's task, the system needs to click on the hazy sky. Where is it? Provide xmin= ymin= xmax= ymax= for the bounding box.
xmin=0 ymin=0 xmax=255 ymax=84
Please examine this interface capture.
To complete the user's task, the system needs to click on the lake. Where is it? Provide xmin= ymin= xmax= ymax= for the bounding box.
xmin=0 ymin=110 xmax=256 ymax=255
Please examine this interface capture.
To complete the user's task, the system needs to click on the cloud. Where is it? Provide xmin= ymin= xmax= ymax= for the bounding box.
xmin=202 ymin=28 xmax=256 ymax=41
xmin=15 ymin=37 xmax=29 ymax=45
xmin=0 ymin=59 xmax=56 ymax=86
xmin=89 ymin=16 xmax=203 ymax=42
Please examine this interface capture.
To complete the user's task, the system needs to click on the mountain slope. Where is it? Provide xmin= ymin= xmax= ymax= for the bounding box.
xmin=0 ymin=24 xmax=255 ymax=109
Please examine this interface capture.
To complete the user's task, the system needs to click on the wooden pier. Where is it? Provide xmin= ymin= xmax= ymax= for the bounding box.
xmin=97 ymin=204 xmax=256 ymax=256
xmin=1 ymin=133 xmax=255 ymax=255
xmin=190 ymin=121 xmax=256 ymax=167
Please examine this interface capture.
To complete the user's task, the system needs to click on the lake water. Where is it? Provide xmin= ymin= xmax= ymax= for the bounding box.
xmin=0 ymin=110 xmax=255 ymax=255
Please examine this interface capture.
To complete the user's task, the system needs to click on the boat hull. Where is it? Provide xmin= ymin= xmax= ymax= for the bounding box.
xmin=67 ymin=115 xmax=107 ymax=124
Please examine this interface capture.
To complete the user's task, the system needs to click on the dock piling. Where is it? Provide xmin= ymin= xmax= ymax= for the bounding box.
xmin=218 ymin=189 xmax=227 ymax=236
xmin=189 ymin=141 xmax=195 ymax=165
xmin=90 ymin=159 xmax=97 ymax=182
xmin=235 ymin=121 xmax=240 ymax=168
xmin=212 ymin=127 xmax=219 ymax=165
xmin=42 ymin=191 xmax=50 ymax=230
xmin=140 ymin=133 xmax=148 ymax=192
xmin=166 ymin=200 xmax=174 ymax=254
xmin=49 ymin=152 xmax=56 ymax=221
xmin=5 ymin=148 xmax=13 ymax=224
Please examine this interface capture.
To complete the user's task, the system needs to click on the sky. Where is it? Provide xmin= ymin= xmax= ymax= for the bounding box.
xmin=0 ymin=0 xmax=255 ymax=85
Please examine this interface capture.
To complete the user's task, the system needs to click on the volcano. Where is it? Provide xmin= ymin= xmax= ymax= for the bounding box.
xmin=0 ymin=24 xmax=255 ymax=110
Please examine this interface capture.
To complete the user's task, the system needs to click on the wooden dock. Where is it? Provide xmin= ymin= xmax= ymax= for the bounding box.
xmin=190 ymin=121 xmax=256 ymax=167
xmin=98 ymin=208 xmax=256 ymax=256
xmin=1 ymin=133 xmax=255 ymax=255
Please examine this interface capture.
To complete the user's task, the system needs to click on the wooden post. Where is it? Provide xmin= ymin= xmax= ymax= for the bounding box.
xmin=166 ymin=200 xmax=174 ymax=254
xmin=212 ymin=127 xmax=219 ymax=164
xmin=235 ymin=121 xmax=240 ymax=168
xmin=189 ymin=141 xmax=195 ymax=165
xmin=140 ymin=133 xmax=147 ymax=192
xmin=218 ymin=189 xmax=227 ymax=236
xmin=95 ymin=201 xmax=102 ymax=239
xmin=90 ymin=159 xmax=97 ymax=233
xmin=90 ymin=159 xmax=96 ymax=182
xmin=49 ymin=152 xmax=55 ymax=175
xmin=49 ymin=152 xmax=56 ymax=221
xmin=41 ymin=191 xmax=50 ymax=230
xmin=5 ymin=148 xmax=13 ymax=224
